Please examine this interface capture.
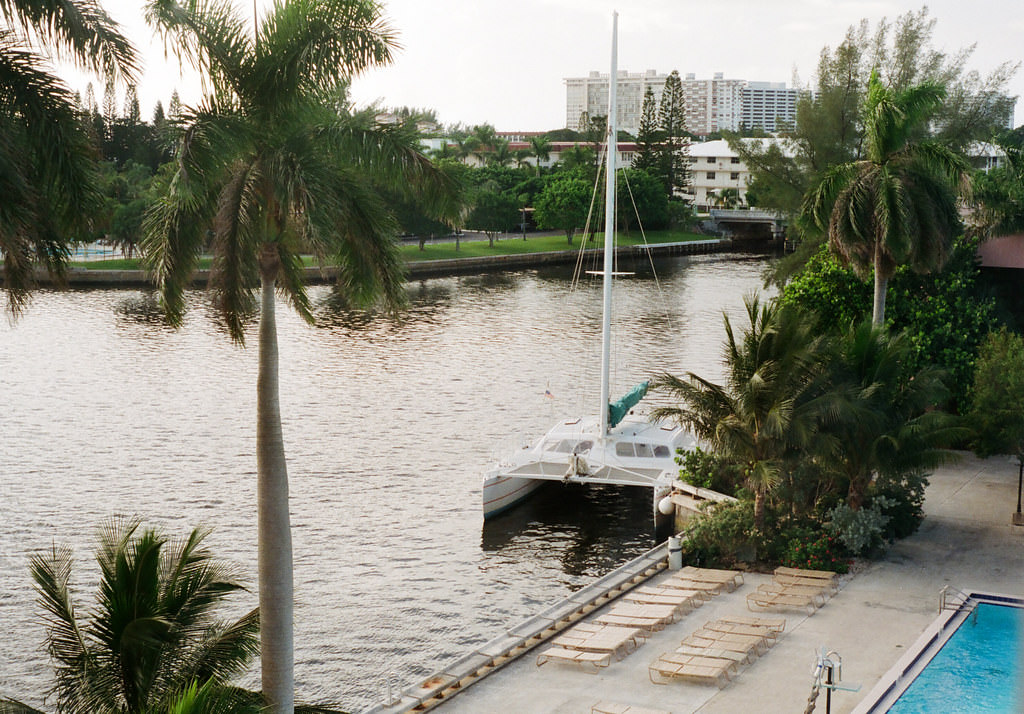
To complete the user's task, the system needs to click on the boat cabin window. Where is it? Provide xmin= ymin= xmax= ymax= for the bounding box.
xmin=616 ymin=442 xmax=670 ymax=458
xmin=544 ymin=439 xmax=593 ymax=454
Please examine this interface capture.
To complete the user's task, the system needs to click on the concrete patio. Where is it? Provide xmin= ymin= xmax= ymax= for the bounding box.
xmin=433 ymin=452 xmax=1024 ymax=714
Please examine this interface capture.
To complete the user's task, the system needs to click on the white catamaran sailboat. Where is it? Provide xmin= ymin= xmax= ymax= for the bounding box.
xmin=481 ymin=13 xmax=696 ymax=523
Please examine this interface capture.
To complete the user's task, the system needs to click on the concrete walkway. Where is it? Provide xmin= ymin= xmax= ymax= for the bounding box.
xmin=433 ymin=453 xmax=1024 ymax=714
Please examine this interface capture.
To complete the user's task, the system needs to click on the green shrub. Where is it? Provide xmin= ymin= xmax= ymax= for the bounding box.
xmin=676 ymin=446 xmax=742 ymax=495
xmin=680 ymin=500 xmax=758 ymax=567
xmin=872 ymin=470 xmax=929 ymax=539
xmin=826 ymin=498 xmax=893 ymax=555
xmin=781 ymin=530 xmax=849 ymax=573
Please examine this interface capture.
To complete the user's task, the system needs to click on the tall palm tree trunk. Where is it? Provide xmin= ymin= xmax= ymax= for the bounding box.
xmin=257 ymin=265 xmax=294 ymax=712
xmin=872 ymin=243 xmax=888 ymax=326
xmin=753 ymin=490 xmax=767 ymax=533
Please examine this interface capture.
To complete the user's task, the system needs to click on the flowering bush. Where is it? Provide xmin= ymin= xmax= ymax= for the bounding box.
xmin=781 ymin=531 xmax=848 ymax=573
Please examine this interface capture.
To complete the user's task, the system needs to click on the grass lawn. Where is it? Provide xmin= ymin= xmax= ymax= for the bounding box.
xmin=399 ymin=229 xmax=707 ymax=261
xmin=70 ymin=230 xmax=709 ymax=269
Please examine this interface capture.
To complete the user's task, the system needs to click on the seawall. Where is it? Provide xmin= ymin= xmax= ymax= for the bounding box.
xmin=18 ymin=239 xmax=731 ymax=288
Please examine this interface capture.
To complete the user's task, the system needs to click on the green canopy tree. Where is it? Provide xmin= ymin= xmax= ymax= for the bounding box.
xmin=534 ymin=171 xmax=593 ymax=245
xmin=466 ymin=188 xmax=518 ymax=246
xmin=969 ymin=327 xmax=1024 ymax=468
xmin=140 ymin=1 xmax=455 ymax=709
xmin=804 ymin=71 xmax=968 ymax=326
xmin=1 ymin=0 xmax=136 ymax=313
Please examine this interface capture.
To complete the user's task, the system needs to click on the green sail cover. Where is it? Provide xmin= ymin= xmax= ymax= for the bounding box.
xmin=608 ymin=380 xmax=649 ymax=428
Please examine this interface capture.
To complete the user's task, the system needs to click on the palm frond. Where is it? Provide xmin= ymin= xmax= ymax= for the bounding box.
xmin=28 ymin=543 xmax=92 ymax=697
xmin=209 ymin=159 xmax=261 ymax=344
xmin=1 ymin=0 xmax=138 ymax=80
xmin=257 ymin=0 xmax=396 ymax=102
xmin=145 ymin=0 xmax=252 ymax=100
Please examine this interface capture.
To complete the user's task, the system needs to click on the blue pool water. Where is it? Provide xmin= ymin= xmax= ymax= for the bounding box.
xmin=889 ymin=603 xmax=1024 ymax=713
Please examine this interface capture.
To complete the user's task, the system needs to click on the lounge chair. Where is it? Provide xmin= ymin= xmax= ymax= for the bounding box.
xmin=551 ymin=624 xmax=641 ymax=659
xmin=716 ymin=614 xmax=786 ymax=633
xmin=572 ymin=621 xmax=653 ymax=640
xmin=774 ymin=566 xmax=839 ymax=594
xmin=675 ymin=643 xmax=752 ymax=666
xmin=658 ymin=574 xmax=726 ymax=596
xmin=759 ymin=582 xmax=828 ymax=607
xmin=746 ymin=587 xmax=819 ymax=616
xmin=603 ymin=602 xmax=681 ymax=622
xmin=535 ymin=645 xmax=611 ymax=672
xmin=648 ymin=651 xmax=736 ymax=687
xmin=594 ymin=603 xmax=678 ymax=632
xmin=624 ymin=586 xmax=702 ymax=612
xmin=702 ymin=619 xmax=781 ymax=645
xmin=679 ymin=566 xmax=745 ymax=591
xmin=683 ymin=629 xmax=768 ymax=658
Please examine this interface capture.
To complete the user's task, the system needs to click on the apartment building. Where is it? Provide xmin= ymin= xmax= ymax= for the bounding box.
xmin=566 ymin=71 xmax=801 ymax=136
xmin=741 ymin=82 xmax=800 ymax=132
xmin=564 ymin=70 xmax=667 ymax=135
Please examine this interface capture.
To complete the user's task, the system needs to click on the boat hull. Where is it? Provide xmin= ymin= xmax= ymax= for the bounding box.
xmin=482 ymin=473 xmax=548 ymax=519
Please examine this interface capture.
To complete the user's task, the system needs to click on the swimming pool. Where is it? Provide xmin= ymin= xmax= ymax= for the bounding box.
xmin=856 ymin=593 xmax=1024 ymax=713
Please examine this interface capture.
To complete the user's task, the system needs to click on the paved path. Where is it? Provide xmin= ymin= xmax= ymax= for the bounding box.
xmin=432 ymin=453 xmax=1024 ymax=714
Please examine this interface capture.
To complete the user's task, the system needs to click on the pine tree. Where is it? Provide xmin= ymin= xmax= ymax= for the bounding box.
xmin=657 ymin=70 xmax=691 ymax=200
xmin=632 ymin=85 xmax=661 ymax=173
xmin=168 ymin=89 xmax=182 ymax=120
xmin=124 ymin=84 xmax=141 ymax=126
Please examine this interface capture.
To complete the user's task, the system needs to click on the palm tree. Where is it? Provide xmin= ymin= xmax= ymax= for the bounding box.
xmin=1 ymin=0 xmax=136 ymax=313
xmin=651 ymin=295 xmax=829 ymax=532
xmin=805 ymin=71 xmax=969 ymax=326
xmin=528 ymin=135 xmax=551 ymax=175
xmin=488 ymin=137 xmax=513 ymax=167
xmin=140 ymin=1 xmax=454 ymax=709
xmin=0 ymin=517 xmax=260 ymax=714
xmin=826 ymin=320 xmax=960 ymax=509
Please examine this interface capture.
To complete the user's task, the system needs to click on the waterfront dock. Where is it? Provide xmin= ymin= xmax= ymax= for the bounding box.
xmin=367 ymin=453 xmax=1024 ymax=713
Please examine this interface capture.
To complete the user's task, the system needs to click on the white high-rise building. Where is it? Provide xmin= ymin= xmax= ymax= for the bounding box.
xmin=564 ymin=70 xmax=667 ymax=135
xmin=741 ymin=82 xmax=801 ymax=132
xmin=565 ymin=71 xmax=802 ymax=136
xmin=680 ymin=72 xmax=746 ymax=136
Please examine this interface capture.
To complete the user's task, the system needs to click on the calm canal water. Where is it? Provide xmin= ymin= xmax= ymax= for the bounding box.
xmin=0 ymin=252 xmax=772 ymax=710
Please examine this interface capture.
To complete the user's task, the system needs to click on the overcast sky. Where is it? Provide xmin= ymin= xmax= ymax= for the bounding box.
xmin=79 ymin=0 xmax=1023 ymax=131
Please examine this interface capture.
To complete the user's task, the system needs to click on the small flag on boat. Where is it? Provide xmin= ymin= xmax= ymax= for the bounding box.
xmin=544 ymin=389 xmax=554 ymax=399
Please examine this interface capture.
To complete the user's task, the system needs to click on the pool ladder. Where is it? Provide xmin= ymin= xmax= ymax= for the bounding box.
xmin=938 ymin=585 xmax=978 ymax=621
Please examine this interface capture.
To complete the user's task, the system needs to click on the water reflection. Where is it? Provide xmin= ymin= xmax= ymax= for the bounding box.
xmin=0 ymin=252 xmax=774 ymax=710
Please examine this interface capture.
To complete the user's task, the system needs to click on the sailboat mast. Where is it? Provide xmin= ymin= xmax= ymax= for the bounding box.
xmin=599 ymin=12 xmax=618 ymax=436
